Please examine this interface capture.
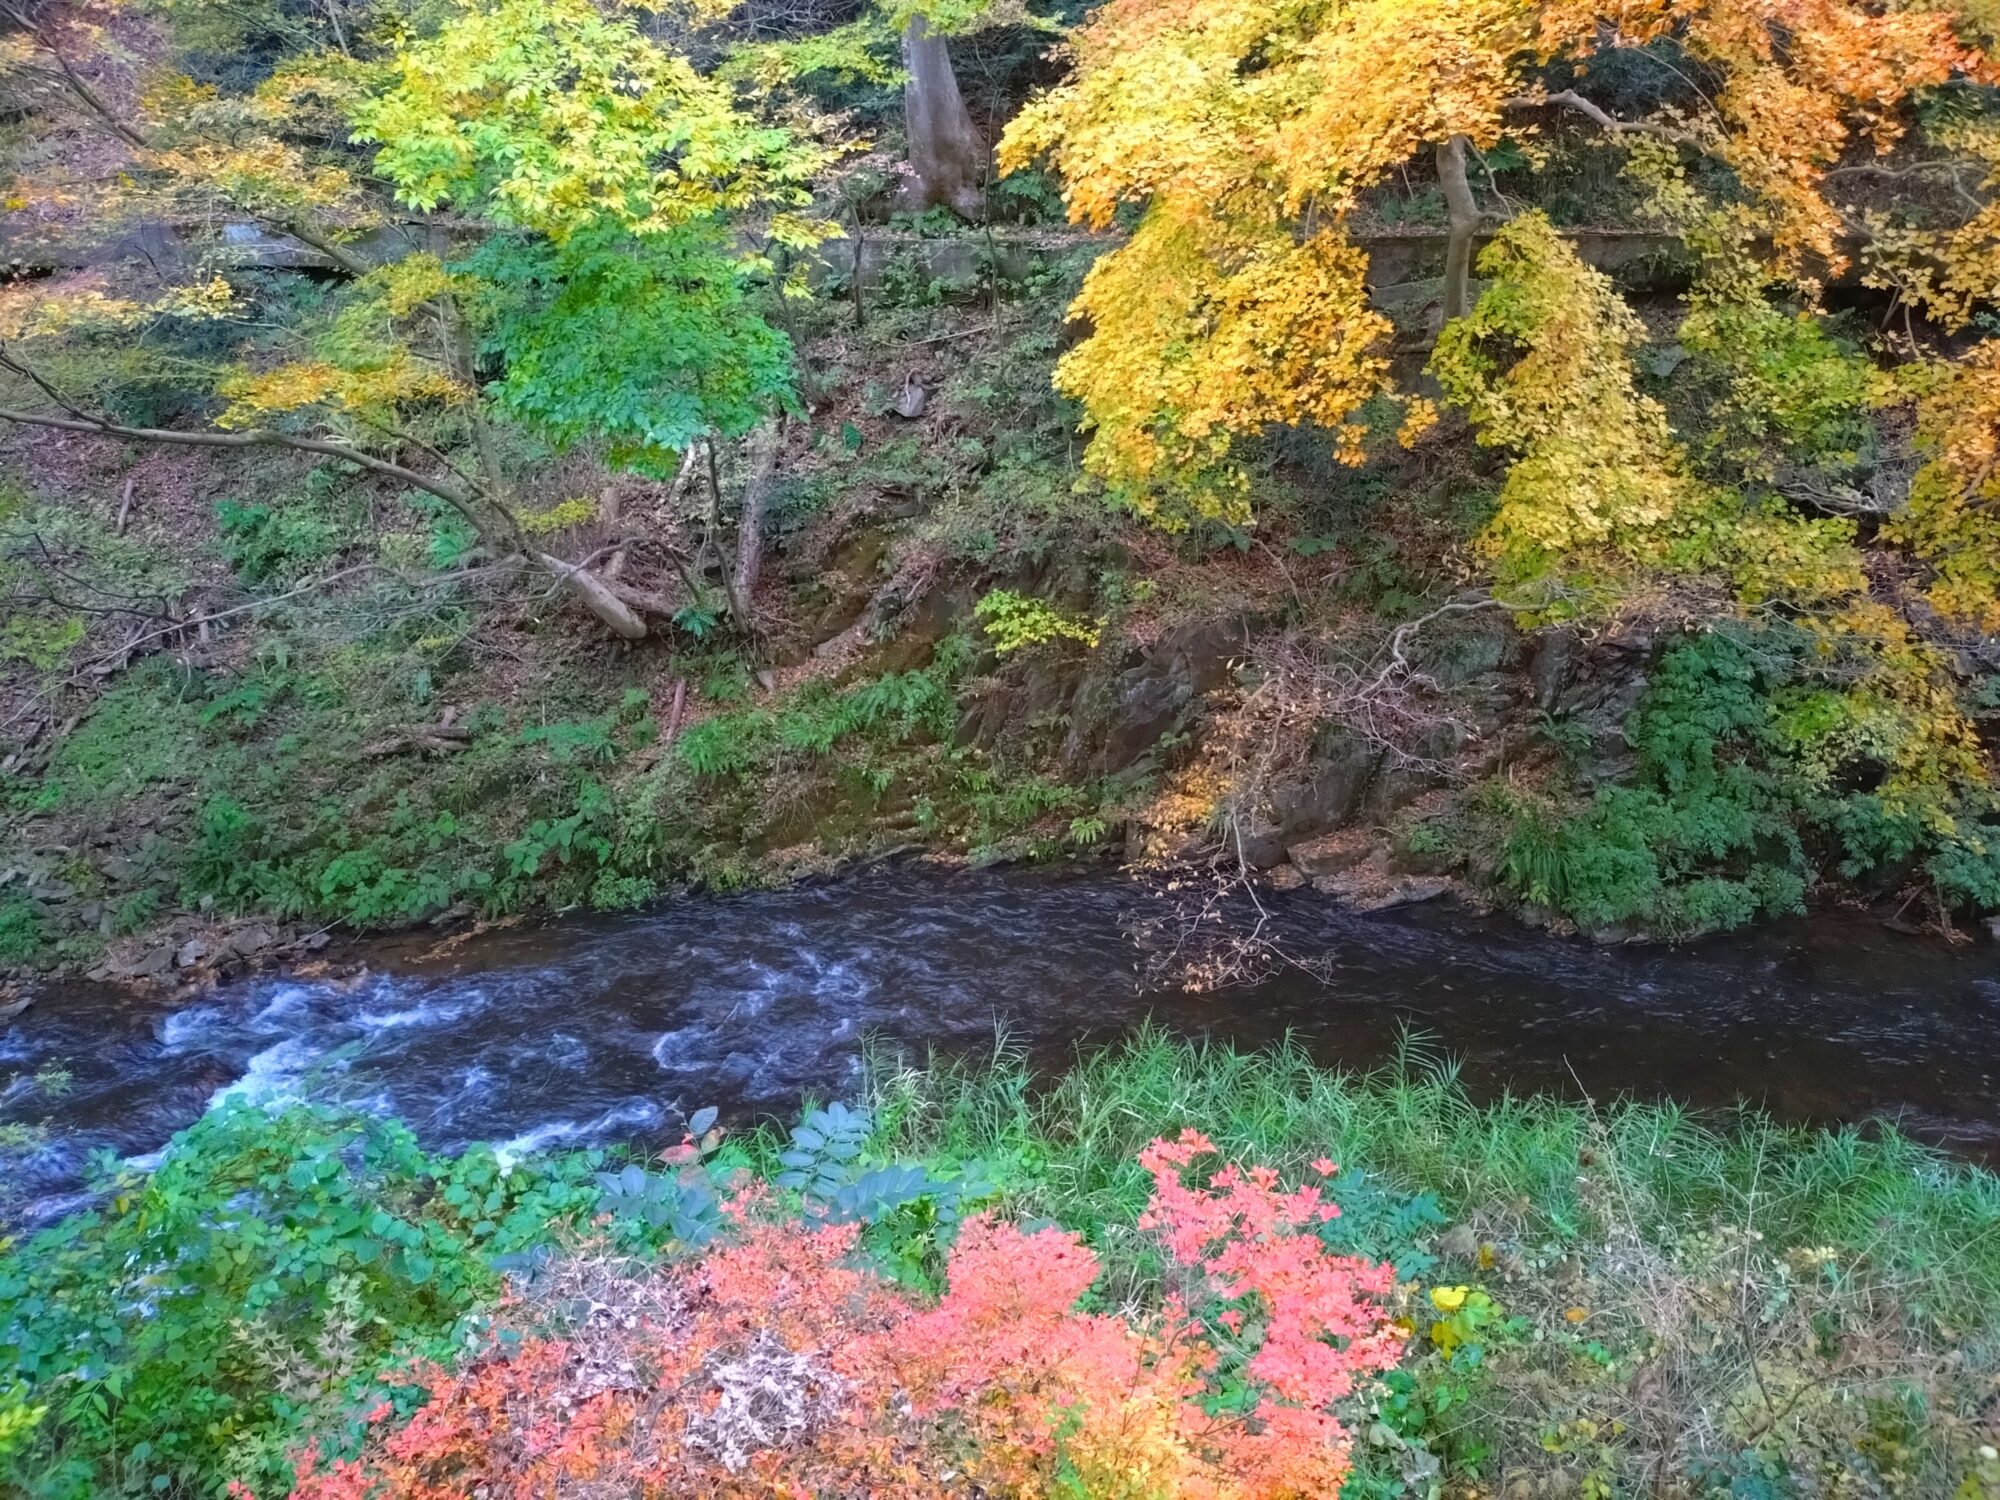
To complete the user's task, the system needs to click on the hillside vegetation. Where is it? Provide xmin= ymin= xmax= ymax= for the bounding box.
xmin=2 ymin=0 xmax=2000 ymax=978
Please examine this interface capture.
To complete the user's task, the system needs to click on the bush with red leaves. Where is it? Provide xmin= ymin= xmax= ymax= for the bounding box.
xmin=276 ymin=1135 xmax=1403 ymax=1499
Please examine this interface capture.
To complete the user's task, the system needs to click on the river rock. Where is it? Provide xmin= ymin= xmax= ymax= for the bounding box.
xmin=122 ymin=943 xmax=175 ymax=979
xmin=1287 ymin=829 xmax=1376 ymax=878
xmin=1311 ymin=847 xmax=1454 ymax=911
xmin=229 ymin=923 xmax=276 ymax=957
xmin=1526 ymin=626 xmax=1581 ymax=712
xmin=1262 ymin=862 xmax=1306 ymax=892
xmin=0 ymin=990 xmax=33 ymax=1022
xmin=175 ymin=936 xmax=210 ymax=969
xmin=1079 ymin=613 xmax=1259 ymax=775
xmin=1350 ymin=876 xmax=1454 ymax=912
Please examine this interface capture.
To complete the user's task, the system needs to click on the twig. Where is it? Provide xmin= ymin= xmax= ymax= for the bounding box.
xmin=1504 ymin=89 xmax=1698 ymax=146
xmin=78 ymin=561 xmax=505 ymax=674
xmin=115 ymin=475 xmax=135 ymax=534
xmin=897 ymin=323 xmax=997 ymax=348
xmin=661 ymin=677 xmax=687 ymax=748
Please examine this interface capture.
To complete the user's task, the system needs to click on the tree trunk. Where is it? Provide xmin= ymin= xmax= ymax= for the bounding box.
xmin=1436 ymin=134 xmax=1479 ymax=328
xmin=537 ymin=551 xmax=648 ymax=640
xmin=898 ymin=15 xmax=987 ymax=220
xmin=726 ymin=416 xmax=784 ymax=636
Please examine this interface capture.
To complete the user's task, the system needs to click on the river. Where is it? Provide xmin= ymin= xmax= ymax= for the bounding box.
xmin=5 ymin=863 xmax=2000 ymax=1223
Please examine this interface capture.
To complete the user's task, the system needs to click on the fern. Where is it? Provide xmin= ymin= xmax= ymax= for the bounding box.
xmin=773 ymin=1102 xmax=991 ymax=1229
xmin=594 ymin=1164 xmax=721 ymax=1250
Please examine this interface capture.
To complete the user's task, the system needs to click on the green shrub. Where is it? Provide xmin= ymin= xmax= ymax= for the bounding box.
xmin=972 ymin=588 xmax=1103 ymax=654
xmin=1496 ymin=633 xmax=1809 ymax=934
xmin=0 ymin=899 xmax=47 ymax=964
xmin=0 ymin=1101 xmax=601 ymax=1499
xmin=215 ymin=497 xmax=342 ymax=585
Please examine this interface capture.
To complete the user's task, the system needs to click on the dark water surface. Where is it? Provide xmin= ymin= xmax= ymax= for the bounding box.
xmin=6 ymin=864 xmax=2000 ymax=1222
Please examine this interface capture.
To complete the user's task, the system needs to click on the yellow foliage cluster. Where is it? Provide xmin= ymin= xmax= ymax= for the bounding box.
xmin=1056 ymin=216 xmax=1390 ymax=524
xmin=1431 ymin=213 xmax=1708 ymax=603
xmin=1003 ymin=0 xmax=1989 ymax=516
xmin=1888 ymin=341 xmax=2000 ymax=632
xmin=518 ymin=496 xmax=600 ymax=534
xmin=1437 ymin=215 xmax=1985 ymax=816
xmin=1800 ymin=600 xmax=1990 ymax=827
xmin=0 ymin=276 xmax=237 ymax=341
xmin=216 ymin=356 xmax=464 ymax=430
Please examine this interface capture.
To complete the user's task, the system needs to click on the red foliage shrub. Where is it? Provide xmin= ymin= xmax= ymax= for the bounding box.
xmin=279 ymin=1139 xmax=1404 ymax=1499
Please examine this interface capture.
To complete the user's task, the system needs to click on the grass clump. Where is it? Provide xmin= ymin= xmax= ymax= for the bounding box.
xmin=851 ymin=1031 xmax=2000 ymax=1496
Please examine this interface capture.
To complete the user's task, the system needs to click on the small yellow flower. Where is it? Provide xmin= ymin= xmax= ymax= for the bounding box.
xmin=1430 ymin=1285 xmax=1469 ymax=1313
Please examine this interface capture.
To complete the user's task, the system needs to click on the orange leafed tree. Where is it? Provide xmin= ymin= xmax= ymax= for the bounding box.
xmin=999 ymin=0 xmax=1995 ymax=530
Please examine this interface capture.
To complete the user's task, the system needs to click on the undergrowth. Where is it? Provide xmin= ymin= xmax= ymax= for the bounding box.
xmin=7 ymin=1034 xmax=2000 ymax=1498
xmin=1474 ymin=630 xmax=2000 ymax=935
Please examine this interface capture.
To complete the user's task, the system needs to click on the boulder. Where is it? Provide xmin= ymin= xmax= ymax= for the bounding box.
xmin=1351 ymin=875 xmax=1454 ymax=912
xmin=229 ymin=924 xmax=276 ymax=957
xmin=121 ymin=943 xmax=175 ymax=979
xmin=1287 ymin=829 xmax=1376 ymax=879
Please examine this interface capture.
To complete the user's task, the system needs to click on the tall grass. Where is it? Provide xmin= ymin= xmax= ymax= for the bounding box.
xmin=850 ymin=1027 xmax=2000 ymax=1320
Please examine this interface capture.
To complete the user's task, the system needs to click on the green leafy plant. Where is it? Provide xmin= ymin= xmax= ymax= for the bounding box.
xmin=0 ymin=1100 xmax=601 ymax=1499
xmin=1495 ymin=633 xmax=1812 ymax=935
xmin=215 ymin=497 xmax=342 ymax=585
xmin=973 ymin=588 xmax=1103 ymax=654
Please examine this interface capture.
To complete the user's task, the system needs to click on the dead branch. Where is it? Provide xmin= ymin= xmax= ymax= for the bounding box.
xmin=76 ymin=560 xmax=519 ymax=676
xmin=362 ymin=723 xmax=474 ymax=757
xmin=661 ymin=677 xmax=688 ymax=748
xmin=726 ymin=414 xmax=785 ymax=637
xmin=0 ymin=350 xmax=656 ymax=641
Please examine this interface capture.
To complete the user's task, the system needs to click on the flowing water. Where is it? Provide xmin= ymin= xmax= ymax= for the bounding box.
xmin=6 ymin=863 xmax=2000 ymax=1223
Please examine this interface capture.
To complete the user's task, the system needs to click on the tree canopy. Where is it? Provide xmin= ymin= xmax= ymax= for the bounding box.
xmin=0 ymin=0 xmax=832 ymax=635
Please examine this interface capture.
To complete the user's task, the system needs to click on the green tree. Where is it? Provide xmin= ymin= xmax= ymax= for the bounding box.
xmin=0 ymin=0 xmax=831 ymax=639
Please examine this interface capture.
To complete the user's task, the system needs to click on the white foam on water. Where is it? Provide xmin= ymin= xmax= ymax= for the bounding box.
xmin=21 ymin=1188 xmax=97 ymax=1223
xmin=650 ymin=1027 xmax=701 ymax=1068
xmin=207 ymin=1035 xmax=326 ymax=1108
xmin=807 ymin=955 xmax=868 ymax=1002
xmin=249 ymin=985 xmax=318 ymax=1030
xmin=720 ymin=960 xmax=786 ymax=1020
xmin=493 ymin=1099 xmax=663 ymax=1168
xmin=356 ymin=993 xmax=478 ymax=1031
xmin=159 ymin=1005 xmax=228 ymax=1051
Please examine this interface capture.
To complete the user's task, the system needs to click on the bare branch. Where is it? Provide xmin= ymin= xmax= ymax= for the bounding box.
xmin=0 ymin=391 xmax=484 ymax=516
xmin=0 ymin=1 xmax=153 ymax=150
xmin=1504 ymin=90 xmax=1697 ymax=146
